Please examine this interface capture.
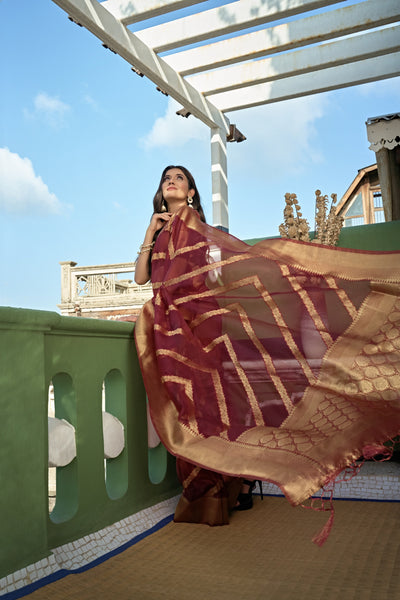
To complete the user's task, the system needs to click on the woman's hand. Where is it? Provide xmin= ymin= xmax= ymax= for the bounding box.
xmin=149 ymin=211 xmax=172 ymax=234
xmin=134 ymin=212 xmax=171 ymax=285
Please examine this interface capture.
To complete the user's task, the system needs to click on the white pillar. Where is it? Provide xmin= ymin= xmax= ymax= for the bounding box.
xmin=211 ymin=127 xmax=228 ymax=231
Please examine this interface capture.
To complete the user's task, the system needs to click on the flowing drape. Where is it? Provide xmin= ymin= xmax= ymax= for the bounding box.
xmin=135 ymin=207 xmax=400 ymax=509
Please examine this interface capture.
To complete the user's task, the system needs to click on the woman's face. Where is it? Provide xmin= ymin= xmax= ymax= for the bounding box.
xmin=161 ymin=168 xmax=194 ymax=208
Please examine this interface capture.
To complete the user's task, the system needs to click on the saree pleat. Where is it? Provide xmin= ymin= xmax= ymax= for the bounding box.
xmin=174 ymin=459 xmax=242 ymax=525
xmin=135 ymin=207 xmax=400 ymax=512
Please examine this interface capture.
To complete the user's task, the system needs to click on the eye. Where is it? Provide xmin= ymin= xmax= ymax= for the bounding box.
xmin=177 ymin=174 xmax=184 ymax=180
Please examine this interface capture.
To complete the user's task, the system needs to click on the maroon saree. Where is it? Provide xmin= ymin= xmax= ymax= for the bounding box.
xmin=135 ymin=206 xmax=400 ymax=533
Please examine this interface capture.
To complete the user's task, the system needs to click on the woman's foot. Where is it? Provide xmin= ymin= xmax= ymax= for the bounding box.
xmin=234 ymin=479 xmax=263 ymax=511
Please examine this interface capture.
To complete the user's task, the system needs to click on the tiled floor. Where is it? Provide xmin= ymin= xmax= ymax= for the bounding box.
xmin=6 ymin=496 xmax=400 ymax=600
xmin=2 ymin=461 xmax=399 ymax=598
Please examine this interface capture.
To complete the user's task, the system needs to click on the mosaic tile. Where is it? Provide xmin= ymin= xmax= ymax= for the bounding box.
xmin=2 ymin=465 xmax=399 ymax=596
xmin=1 ymin=495 xmax=179 ymax=596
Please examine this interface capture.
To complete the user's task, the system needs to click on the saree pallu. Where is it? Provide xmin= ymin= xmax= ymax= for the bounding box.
xmin=135 ymin=206 xmax=400 ymax=527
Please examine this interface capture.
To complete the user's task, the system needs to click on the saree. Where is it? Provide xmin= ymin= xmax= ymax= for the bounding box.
xmin=135 ymin=206 xmax=400 ymax=537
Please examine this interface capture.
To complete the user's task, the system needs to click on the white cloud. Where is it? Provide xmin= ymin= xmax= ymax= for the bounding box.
xmin=34 ymin=92 xmax=69 ymax=114
xmin=227 ymin=94 xmax=328 ymax=177
xmin=141 ymin=94 xmax=327 ymax=178
xmin=0 ymin=147 xmax=69 ymax=215
xmin=24 ymin=92 xmax=71 ymax=127
xmin=83 ymin=93 xmax=101 ymax=112
xmin=140 ymin=98 xmax=209 ymax=149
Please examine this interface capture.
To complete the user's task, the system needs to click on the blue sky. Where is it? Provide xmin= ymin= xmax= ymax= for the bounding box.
xmin=1 ymin=0 xmax=399 ymax=312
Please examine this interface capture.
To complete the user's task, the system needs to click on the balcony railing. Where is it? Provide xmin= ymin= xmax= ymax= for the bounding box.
xmin=59 ymin=261 xmax=152 ymax=318
xmin=0 ymin=307 xmax=179 ymax=581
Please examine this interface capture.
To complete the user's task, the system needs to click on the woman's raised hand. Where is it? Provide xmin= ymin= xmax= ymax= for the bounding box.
xmin=134 ymin=212 xmax=172 ymax=285
xmin=149 ymin=211 xmax=172 ymax=234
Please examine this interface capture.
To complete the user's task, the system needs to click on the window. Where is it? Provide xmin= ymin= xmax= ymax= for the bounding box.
xmin=343 ymin=193 xmax=364 ymax=227
xmin=373 ymin=191 xmax=385 ymax=223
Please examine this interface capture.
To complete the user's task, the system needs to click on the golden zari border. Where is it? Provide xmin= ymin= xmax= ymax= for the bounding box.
xmin=135 ymin=207 xmax=400 ymax=508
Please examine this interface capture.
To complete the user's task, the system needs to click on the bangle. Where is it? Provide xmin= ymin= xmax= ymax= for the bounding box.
xmin=138 ymin=242 xmax=155 ymax=255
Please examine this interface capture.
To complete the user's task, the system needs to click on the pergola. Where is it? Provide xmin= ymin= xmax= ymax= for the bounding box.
xmin=51 ymin=0 xmax=400 ymax=230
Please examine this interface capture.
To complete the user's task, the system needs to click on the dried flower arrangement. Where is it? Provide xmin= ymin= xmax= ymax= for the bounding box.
xmin=279 ymin=193 xmax=311 ymax=242
xmin=279 ymin=190 xmax=344 ymax=246
xmin=313 ymin=190 xmax=344 ymax=245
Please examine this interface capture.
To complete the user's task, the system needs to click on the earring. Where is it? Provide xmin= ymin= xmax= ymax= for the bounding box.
xmin=161 ymin=202 xmax=167 ymax=212
xmin=187 ymin=195 xmax=194 ymax=208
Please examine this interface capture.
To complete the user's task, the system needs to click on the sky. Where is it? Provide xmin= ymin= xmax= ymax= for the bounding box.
xmin=1 ymin=0 xmax=399 ymax=312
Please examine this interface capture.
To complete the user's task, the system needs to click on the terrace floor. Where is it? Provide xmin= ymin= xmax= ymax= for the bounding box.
xmin=16 ymin=494 xmax=400 ymax=600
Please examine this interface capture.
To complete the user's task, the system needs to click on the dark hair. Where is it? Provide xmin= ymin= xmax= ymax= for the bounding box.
xmin=153 ymin=165 xmax=206 ymax=223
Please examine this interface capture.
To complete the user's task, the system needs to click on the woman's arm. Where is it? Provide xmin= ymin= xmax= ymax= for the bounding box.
xmin=134 ymin=212 xmax=172 ymax=284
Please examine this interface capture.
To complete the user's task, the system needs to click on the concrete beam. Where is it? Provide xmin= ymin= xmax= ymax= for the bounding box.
xmin=165 ymin=0 xmax=400 ymax=75
xmin=187 ymin=26 xmax=400 ymax=96
xmin=53 ymin=0 xmax=230 ymax=132
xmin=135 ymin=0 xmax=346 ymax=53
xmin=100 ymin=0 xmax=207 ymax=26
xmin=207 ymin=52 xmax=400 ymax=112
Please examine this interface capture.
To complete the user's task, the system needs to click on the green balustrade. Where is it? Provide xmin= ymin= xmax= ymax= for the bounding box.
xmin=0 ymin=309 xmax=179 ymax=579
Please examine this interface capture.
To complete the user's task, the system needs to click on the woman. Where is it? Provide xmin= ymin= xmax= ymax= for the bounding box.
xmin=135 ymin=165 xmax=400 ymax=541
xmin=135 ymin=165 xmax=249 ymax=524
xmin=134 ymin=165 xmax=203 ymax=286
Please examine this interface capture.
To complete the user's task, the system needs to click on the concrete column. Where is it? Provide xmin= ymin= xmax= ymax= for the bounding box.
xmin=210 ymin=127 xmax=228 ymax=232
xmin=375 ymin=147 xmax=400 ymax=221
xmin=60 ymin=261 xmax=77 ymax=303
xmin=367 ymin=114 xmax=400 ymax=221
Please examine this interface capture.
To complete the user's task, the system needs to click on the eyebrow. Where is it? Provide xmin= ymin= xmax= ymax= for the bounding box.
xmin=164 ymin=173 xmax=184 ymax=179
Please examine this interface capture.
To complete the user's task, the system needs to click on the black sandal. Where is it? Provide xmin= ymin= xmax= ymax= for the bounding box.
xmin=234 ymin=479 xmax=264 ymax=511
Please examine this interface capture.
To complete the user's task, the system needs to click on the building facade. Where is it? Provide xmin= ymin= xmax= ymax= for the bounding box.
xmin=58 ymin=260 xmax=152 ymax=320
xmin=336 ymin=164 xmax=384 ymax=227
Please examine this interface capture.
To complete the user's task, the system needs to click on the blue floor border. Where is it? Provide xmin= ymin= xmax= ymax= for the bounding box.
xmin=3 ymin=496 xmax=400 ymax=599
xmin=1 ymin=514 xmax=174 ymax=600
xmin=259 ymin=493 xmax=400 ymax=503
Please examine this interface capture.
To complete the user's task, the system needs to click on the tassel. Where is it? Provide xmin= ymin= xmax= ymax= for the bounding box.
xmin=312 ymin=508 xmax=335 ymax=547
xmin=362 ymin=443 xmax=392 ymax=461
xmin=303 ymin=473 xmax=337 ymax=546
xmin=308 ymin=443 xmax=393 ymax=547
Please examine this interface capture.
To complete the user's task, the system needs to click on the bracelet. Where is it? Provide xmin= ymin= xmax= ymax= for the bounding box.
xmin=137 ymin=241 xmax=155 ymax=255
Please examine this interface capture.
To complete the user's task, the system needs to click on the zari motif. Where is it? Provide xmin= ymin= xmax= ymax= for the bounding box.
xmin=135 ymin=207 xmax=400 ymax=513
